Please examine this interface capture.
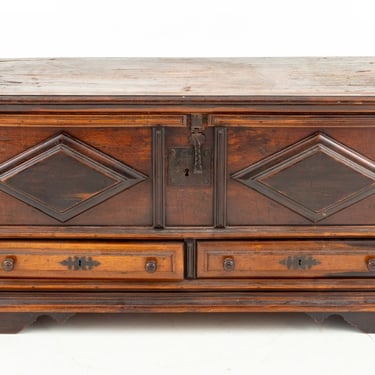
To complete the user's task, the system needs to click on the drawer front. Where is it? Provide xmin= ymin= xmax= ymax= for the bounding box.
xmin=0 ymin=242 xmax=184 ymax=280
xmin=197 ymin=240 xmax=375 ymax=278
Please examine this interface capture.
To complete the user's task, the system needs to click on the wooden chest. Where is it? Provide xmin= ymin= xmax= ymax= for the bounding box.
xmin=1 ymin=57 xmax=375 ymax=332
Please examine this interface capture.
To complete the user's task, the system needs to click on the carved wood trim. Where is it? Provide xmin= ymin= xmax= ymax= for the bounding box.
xmin=185 ymin=239 xmax=197 ymax=279
xmin=214 ymin=127 xmax=227 ymax=228
xmin=0 ymin=132 xmax=148 ymax=222
xmin=0 ymin=225 xmax=375 ymax=239
xmin=232 ymin=132 xmax=375 ymax=222
xmin=2 ymin=292 xmax=375 ymax=313
xmin=152 ymin=127 xmax=165 ymax=228
xmin=0 ymin=114 xmax=187 ymax=127
xmin=3 ymin=277 xmax=375 ymax=291
xmin=209 ymin=114 xmax=375 ymax=127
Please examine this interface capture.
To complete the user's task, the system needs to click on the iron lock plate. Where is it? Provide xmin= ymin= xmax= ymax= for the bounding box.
xmin=168 ymin=147 xmax=211 ymax=186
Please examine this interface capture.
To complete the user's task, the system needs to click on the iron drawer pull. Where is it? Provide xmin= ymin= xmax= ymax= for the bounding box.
xmin=145 ymin=259 xmax=157 ymax=273
xmin=223 ymin=257 xmax=235 ymax=272
xmin=367 ymin=258 xmax=375 ymax=272
xmin=2 ymin=257 xmax=15 ymax=272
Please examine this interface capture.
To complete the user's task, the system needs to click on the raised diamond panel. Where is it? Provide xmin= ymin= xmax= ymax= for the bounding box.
xmin=231 ymin=132 xmax=375 ymax=222
xmin=0 ymin=133 xmax=147 ymax=222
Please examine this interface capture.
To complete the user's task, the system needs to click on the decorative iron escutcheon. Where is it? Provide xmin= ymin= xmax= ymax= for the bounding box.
xmin=190 ymin=128 xmax=205 ymax=174
xmin=168 ymin=114 xmax=211 ymax=186
xmin=280 ymin=255 xmax=320 ymax=270
xmin=60 ymin=256 xmax=100 ymax=271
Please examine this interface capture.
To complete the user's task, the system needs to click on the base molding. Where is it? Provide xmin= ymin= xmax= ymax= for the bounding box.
xmin=3 ymin=291 xmax=375 ymax=333
xmin=1 ymin=291 xmax=375 ymax=312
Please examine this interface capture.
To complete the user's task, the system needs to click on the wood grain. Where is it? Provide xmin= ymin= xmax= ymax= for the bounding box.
xmin=227 ymin=127 xmax=375 ymax=226
xmin=152 ymin=127 xmax=165 ymax=228
xmin=165 ymin=126 xmax=214 ymax=226
xmin=1 ymin=57 xmax=375 ymax=96
xmin=214 ymin=127 xmax=227 ymax=228
xmin=0 ymin=241 xmax=184 ymax=280
xmin=209 ymin=115 xmax=375 ymax=127
xmin=2 ymin=277 xmax=375 ymax=291
xmin=2 ymin=98 xmax=375 ymax=116
xmin=2 ymin=291 xmax=375 ymax=313
xmin=197 ymin=240 xmax=375 ymax=278
xmin=1 ymin=57 xmax=375 ymax=332
xmin=0 ymin=225 xmax=374 ymax=239
xmin=0 ymin=127 xmax=153 ymax=226
xmin=0 ymin=114 xmax=187 ymax=127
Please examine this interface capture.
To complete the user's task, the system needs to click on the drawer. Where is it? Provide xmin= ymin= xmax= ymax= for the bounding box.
xmin=197 ymin=240 xmax=375 ymax=278
xmin=0 ymin=242 xmax=184 ymax=280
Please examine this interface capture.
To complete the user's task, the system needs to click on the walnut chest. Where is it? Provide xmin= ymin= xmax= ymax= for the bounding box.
xmin=1 ymin=57 xmax=375 ymax=332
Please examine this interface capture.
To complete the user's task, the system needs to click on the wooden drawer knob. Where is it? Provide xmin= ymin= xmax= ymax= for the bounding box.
xmin=367 ymin=258 xmax=375 ymax=272
xmin=145 ymin=259 xmax=157 ymax=273
xmin=223 ymin=257 xmax=235 ymax=272
xmin=2 ymin=258 xmax=15 ymax=272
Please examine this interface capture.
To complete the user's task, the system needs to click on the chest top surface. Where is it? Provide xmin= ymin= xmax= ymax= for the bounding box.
xmin=1 ymin=57 xmax=375 ymax=97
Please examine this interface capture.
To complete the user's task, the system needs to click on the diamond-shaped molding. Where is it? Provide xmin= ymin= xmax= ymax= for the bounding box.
xmin=231 ymin=132 xmax=375 ymax=222
xmin=0 ymin=133 xmax=147 ymax=222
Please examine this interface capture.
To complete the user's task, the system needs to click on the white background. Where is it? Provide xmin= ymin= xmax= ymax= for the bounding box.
xmin=2 ymin=0 xmax=375 ymax=57
xmin=1 ymin=0 xmax=375 ymax=374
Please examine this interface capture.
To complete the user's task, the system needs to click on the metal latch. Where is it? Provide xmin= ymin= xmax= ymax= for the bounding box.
xmin=189 ymin=114 xmax=206 ymax=174
xmin=168 ymin=114 xmax=211 ymax=186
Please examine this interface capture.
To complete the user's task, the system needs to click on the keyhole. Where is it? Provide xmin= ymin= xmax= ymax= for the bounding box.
xmin=298 ymin=259 xmax=302 ymax=266
xmin=184 ymin=168 xmax=190 ymax=176
xmin=78 ymin=259 xmax=82 ymax=267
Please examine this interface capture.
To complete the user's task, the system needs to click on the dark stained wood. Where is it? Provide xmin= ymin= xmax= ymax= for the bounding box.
xmin=214 ymin=127 xmax=227 ymax=228
xmin=227 ymin=127 xmax=375 ymax=226
xmin=2 ymin=58 xmax=375 ymax=332
xmin=307 ymin=312 xmax=375 ymax=333
xmin=184 ymin=239 xmax=197 ymax=279
xmin=3 ymin=98 xmax=375 ymax=116
xmin=209 ymin=114 xmax=375 ymax=127
xmin=165 ymin=126 xmax=214 ymax=226
xmin=0 ymin=313 xmax=74 ymax=333
xmin=1 ymin=225 xmax=375 ymax=239
xmin=0 ymin=132 xmax=148 ymax=222
xmin=152 ymin=127 xmax=165 ymax=228
xmin=0 ymin=114 xmax=187 ymax=127
xmin=231 ymin=132 xmax=375 ymax=223
xmin=2 ymin=291 xmax=375 ymax=313
xmin=0 ymin=127 xmax=152 ymax=226
xmin=0 ymin=313 xmax=40 ymax=333
xmin=3 ymin=277 xmax=375 ymax=291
